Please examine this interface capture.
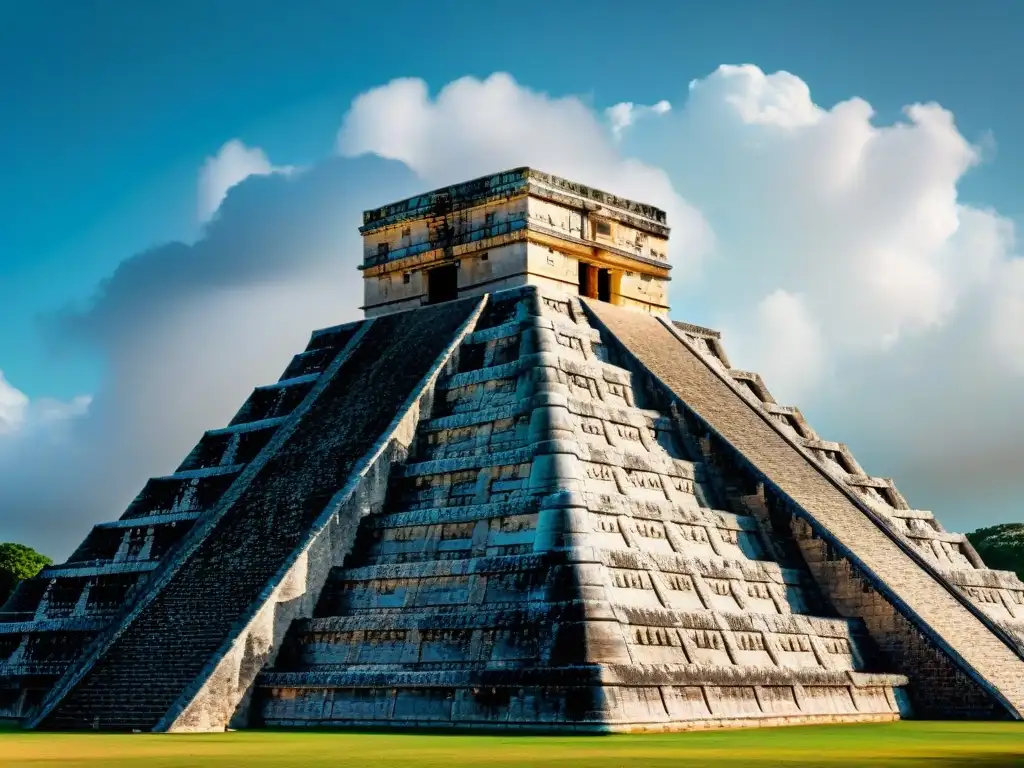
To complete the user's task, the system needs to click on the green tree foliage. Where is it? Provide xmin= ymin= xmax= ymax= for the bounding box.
xmin=0 ymin=542 xmax=52 ymax=605
xmin=967 ymin=523 xmax=1024 ymax=582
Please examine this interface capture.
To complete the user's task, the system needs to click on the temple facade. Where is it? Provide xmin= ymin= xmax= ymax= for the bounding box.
xmin=1 ymin=170 xmax=1022 ymax=732
xmin=360 ymin=168 xmax=670 ymax=317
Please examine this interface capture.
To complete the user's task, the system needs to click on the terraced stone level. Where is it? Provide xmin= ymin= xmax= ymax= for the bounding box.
xmin=29 ymin=299 xmax=481 ymax=731
xmin=667 ymin=323 xmax=1024 ymax=653
xmin=586 ymin=299 xmax=1024 ymax=719
xmin=0 ymin=321 xmax=364 ymax=722
xmin=256 ymin=287 xmax=908 ymax=732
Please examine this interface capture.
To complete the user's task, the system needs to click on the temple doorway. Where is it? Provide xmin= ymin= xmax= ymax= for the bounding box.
xmin=427 ymin=264 xmax=458 ymax=304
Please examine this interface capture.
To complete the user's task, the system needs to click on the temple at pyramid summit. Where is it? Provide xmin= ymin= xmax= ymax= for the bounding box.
xmin=3 ymin=167 xmax=1024 ymax=732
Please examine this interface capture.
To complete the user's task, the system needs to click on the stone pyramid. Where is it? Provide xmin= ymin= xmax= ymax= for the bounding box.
xmin=2 ymin=169 xmax=1022 ymax=733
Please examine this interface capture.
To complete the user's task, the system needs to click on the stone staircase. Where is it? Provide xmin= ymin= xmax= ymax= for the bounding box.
xmin=256 ymin=287 xmax=908 ymax=731
xmin=587 ymin=300 xmax=1024 ymax=720
xmin=0 ymin=319 xmax=364 ymax=722
xmin=671 ymin=323 xmax=1024 ymax=653
xmin=29 ymin=299 xmax=482 ymax=731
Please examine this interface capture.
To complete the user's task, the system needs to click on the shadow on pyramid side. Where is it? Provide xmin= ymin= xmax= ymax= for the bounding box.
xmin=3 ymin=285 xmax=1021 ymax=732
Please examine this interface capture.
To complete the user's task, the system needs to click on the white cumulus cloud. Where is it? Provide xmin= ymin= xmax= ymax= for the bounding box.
xmin=197 ymin=139 xmax=296 ymax=223
xmin=4 ymin=66 xmax=1024 ymax=558
xmin=623 ymin=64 xmax=1022 ymax=523
xmin=606 ymin=99 xmax=672 ymax=139
xmin=629 ymin=64 xmax=1008 ymax=375
xmin=0 ymin=369 xmax=91 ymax=439
xmin=989 ymin=257 xmax=1024 ymax=374
xmin=721 ymin=289 xmax=825 ymax=401
xmin=0 ymin=370 xmax=29 ymax=434
xmin=33 ymin=394 xmax=92 ymax=425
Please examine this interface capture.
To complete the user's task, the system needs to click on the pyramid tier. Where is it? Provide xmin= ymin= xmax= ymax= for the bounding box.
xmin=676 ymin=326 xmax=1024 ymax=650
xmin=0 ymin=322 xmax=364 ymax=721
xmin=587 ymin=298 xmax=1024 ymax=719
xmin=25 ymin=299 xmax=482 ymax=731
xmin=257 ymin=288 xmax=908 ymax=731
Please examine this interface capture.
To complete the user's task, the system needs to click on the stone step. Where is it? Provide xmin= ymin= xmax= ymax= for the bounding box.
xmin=205 ymin=416 xmax=287 ymax=437
xmin=278 ymin=347 xmax=336 ymax=382
xmin=96 ymin=511 xmax=201 ymax=530
xmin=39 ymin=561 xmax=158 ymax=579
xmin=0 ymin=315 xmax=366 ymax=723
xmin=293 ymin=605 xmax=867 ymax=649
xmin=257 ymin=664 xmax=906 ymax=690
xmin=227 ymin=374 xmax=320 ymax=427
xmin=0 ymin=616 xmax=106 ymax=635
xmin=325 ymin=547 xmax=810 ymax=594
xmin=121 ymin=471 xmax=239 ymax=520
xmin=585 ymin=299 xmax=1024 ymax=719
xmin=32 ymin=300 xmax=482 ymax=733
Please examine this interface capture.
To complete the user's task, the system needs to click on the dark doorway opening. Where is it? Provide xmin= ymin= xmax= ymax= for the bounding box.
xmin=578 ymin=262 xmax=614 ymax=303
xmin=578 ymin=261 xmax=592 ymax=298
xmin=427 ymin=264 xmax=459 ymax=304
xmin=579 ymin=261 xmax=608 ymax=301
xmin=597 ymin=269 xmax=611 ymax=302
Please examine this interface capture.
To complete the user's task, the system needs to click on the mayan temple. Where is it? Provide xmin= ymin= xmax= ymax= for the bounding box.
xmin=2 ymin=167 xmax=1024 ymax=732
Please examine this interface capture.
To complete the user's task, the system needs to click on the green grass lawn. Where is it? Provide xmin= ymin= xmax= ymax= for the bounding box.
xmin=1 ymin=722 xmax=1023 ymax=767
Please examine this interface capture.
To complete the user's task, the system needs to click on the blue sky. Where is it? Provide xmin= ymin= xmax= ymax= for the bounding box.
xmin=3 ymin=1 xmax=1024 ymax=554
xmin=3 ymin=0 xmax=1023 ymax=400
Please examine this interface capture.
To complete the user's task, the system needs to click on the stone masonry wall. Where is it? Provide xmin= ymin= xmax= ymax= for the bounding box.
xmin=792 ymin=516 xmax=1002 ymax=719
xmin=584 ymin=299 xmax=1024 ymax=719
xmin=34 ymin=298 xmax=483 ymax=732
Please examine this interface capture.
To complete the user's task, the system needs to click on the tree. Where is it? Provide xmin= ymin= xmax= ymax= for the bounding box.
xmin=0 ymin=542 xmax=52 ymax=606
xmin=967 ymin=523 xmax=1024 ymax=583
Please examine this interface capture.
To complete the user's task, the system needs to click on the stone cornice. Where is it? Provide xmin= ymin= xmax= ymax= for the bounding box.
xmin=360 ymin=167 xmax=669 ymax=235
xmin=359 ymin=221 xmax=672 ymax=276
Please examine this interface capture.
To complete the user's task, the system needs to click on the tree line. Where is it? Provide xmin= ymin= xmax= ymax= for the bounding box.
xmin=0 ymin=542 xmax=52 ymax=606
